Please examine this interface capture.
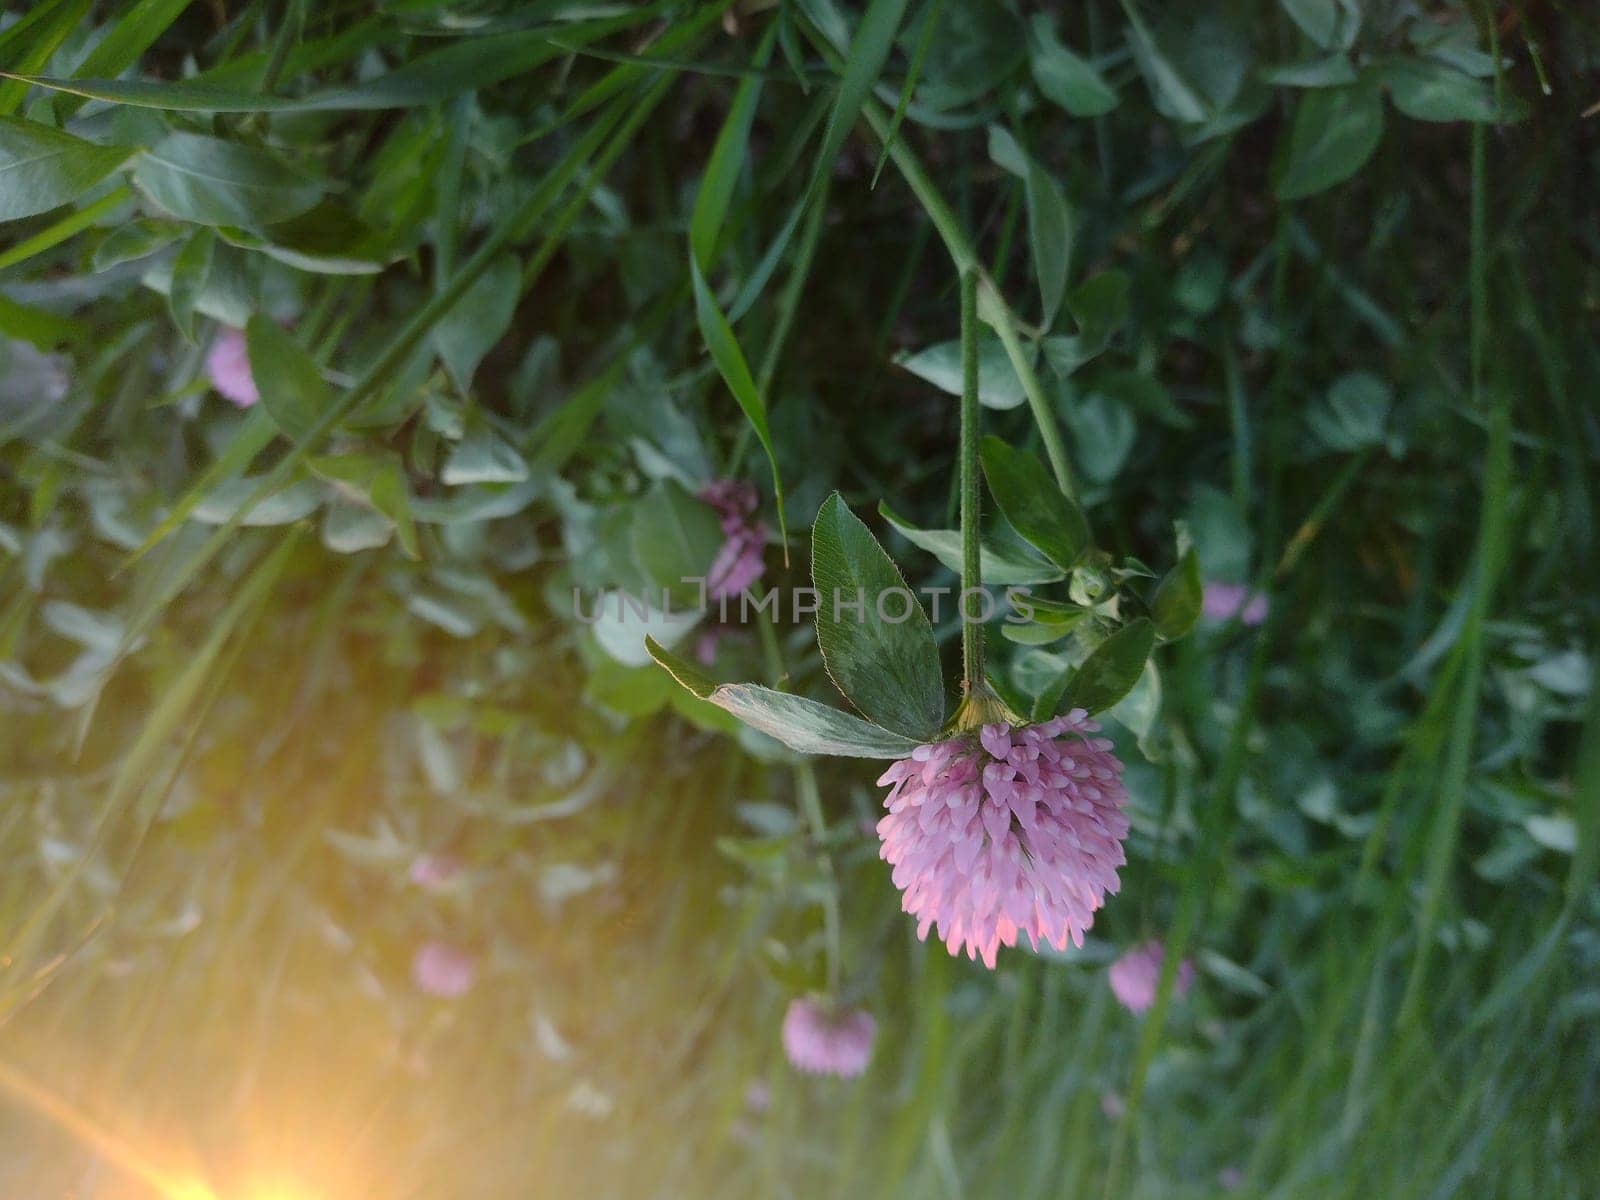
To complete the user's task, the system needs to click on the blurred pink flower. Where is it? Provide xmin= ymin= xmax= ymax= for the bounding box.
xmin=1100 ymin=1090 xmax=1126 ymax=1119
xmin=876 ymin=712 xmax=1130 ymax=969
xmin=698 ymin=479 xmax=767 ymax=601
xmin=408 ymin=853 xmax=461 ymax=891
xmin=744 ymin=1080 xmax=771 ymax=1114
xmin=1108 ymin=940 xmax=1194 ymax=1014
xmin=412 ymin=941 xmax=475 ymax=997
xmin=1201 ymin=581 xmax=1267 ymax=626
xmin=205 ymin=326 xmax=258 ymax=408
xmin=781 ymin=997 xmax=875 ymax=1078
xmin=694 ymin=629 xmax=722 ymax=665
xmin=1218 ymin=1166 xmax=1245 ymax=1191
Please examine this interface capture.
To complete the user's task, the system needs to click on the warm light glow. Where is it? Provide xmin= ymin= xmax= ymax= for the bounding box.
xmin=0 ymin=1059 xmax=214 ymax=1200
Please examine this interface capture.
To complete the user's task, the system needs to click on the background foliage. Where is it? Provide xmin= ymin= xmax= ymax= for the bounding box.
xmin=1 ymin=1 xmax=1597 ymax=1197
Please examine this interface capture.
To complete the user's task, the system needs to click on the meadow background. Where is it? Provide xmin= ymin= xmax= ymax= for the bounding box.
xmin=0 ymin=1 xmax=1597 ymax=1197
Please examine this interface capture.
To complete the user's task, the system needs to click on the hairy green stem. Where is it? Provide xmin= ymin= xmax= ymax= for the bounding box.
xmin=988 ymin=291 xmax=1075 ymax=497
xmin=844 ymin=48 xmax=1075 ymax=497
xmin=958 ymin=269 xmax=983 ymax=691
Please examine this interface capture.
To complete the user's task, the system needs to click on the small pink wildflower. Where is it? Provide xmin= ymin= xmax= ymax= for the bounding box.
xmin=876 ymin=712 xmax=1130 ymax=969
xmin=744 ymin=1080 xmax=772 ymax=1114
xmin=781 ymin=997 xmax=875 ymax=1078
xmin=408 ymin=853 xmax=461 ymax=891
xmin=1108 ymin=940 xmax=1194 ymax=1013
xmin=698 ymin=479 xmax=767 ymax=601
xmin=412 ymin=941 xmax=475 ymax=997
xmin=1218 ymin=1166 xmax=1245 ymax=1191
xmin=205 ymin=326 xmax=258 ymax=408
xmin=1201 ymin=581 xmax=1267 ymax=626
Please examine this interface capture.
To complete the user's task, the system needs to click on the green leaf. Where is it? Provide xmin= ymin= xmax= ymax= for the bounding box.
xmin=1259 ymin=54 xmax=1359 ymax=88
xmin=1308 ymin=370 xmax=1391 ymax=451
xmin=191 ymin=475 xmax=323 ymax=526
xmin=441 ymin=422 xmax=529 ymax=485
xmin=690 ymin=259 xmax=787 ymax=548
xmin=879 ymin=502 xmax=1065 ymax=586
xmin=1033 ymin=618 xmax=1156 ymax=719
xmin=0 ymin=116 xmax=132 ymax=222
xmin=1068 ymin=271 xmax=1130 ymax=343
xmin=591 ymin=591 xmax=700 ymax=667
xmin=631 ymin=480 xmax=725 ymax=603
xmin=0 ymin=16 xmax=648 ymax=114
xmin=92 ymin=217 xmax=180 ymax=269
xmin=167 ymin=227 xmax=215 ymax=342
xmin=0 ymin=0 xmax=90 ymax=117
xmin=321 ymin=499 xmax=392 ymax=553
xmin=1279 ymin=0 xmax=1361 ymax=52
xmin=1151 ymin=546 xmax=1201 ymax=641
xmin=1124 ymin=13 xmax=1210 ymax=122
xmin=897 ymin=333 xmax=1032 ymax=410
xmin=69 ymin=0 xmax=195 ymax=82
xmin=1381 ymin=58 xmax=1527 ymax=123
xmin=810 ymin=493 xmax=944 ymax=740
xmin=133 ymin=132 xmax=328 ymax=227
xmin=1108 ymin=657 xmax=1164 ymax=760
xmin=1028 ymin=14 xmax=1118 ymax=117
xmin=1272 ymin=78 xmax=1384 ymax=201
xmin=979 ymin=435 xmax=1089 ymax=571
xmin=914 ymin=0 xmax=1025 ymax=110
xmin=1041 ymin=270 xmax=1130 ymax=374
xmin=308 ymin=451 xmax=419 ymax=560
xmin=1000 ymin=603 xmax=1089 ymax=646
xmin=245 ymin=315 xmax=327 ymax=443
xmin=1024 ymin=155 xmax=1072 ymax=327
xmin=217 ymin=200 xmax=393 ymax=275
xmin=645 ymin=636 xmax=921 ymax=759
xmin=124 ymin=410 xmax=277 ymax=559
xmin=0 ymin=74 xmax=310 ymax=113
xmin=810 ymin=0 xmax=910 ymax=197
xmin=688 ymin=24 xmax=771 ymax=272
xmin=1062 ymin=391 xmax=1136 ymax=486
xmin=431 ymin=254 xmax=521 ymax=391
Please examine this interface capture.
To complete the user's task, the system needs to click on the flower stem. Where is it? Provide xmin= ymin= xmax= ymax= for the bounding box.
xmin=810 ymin=26 xmax=1075 ymax=500
xmin=987 ymin=290 xmax=1076 ymax=498
xmin=958 ymin=269 xmax=984 ymax=693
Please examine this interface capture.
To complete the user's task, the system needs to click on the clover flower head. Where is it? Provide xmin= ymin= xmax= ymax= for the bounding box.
xmin=412 ymin=940 xmax=475 ymax=997
xmin=1108 ymin=939 xmax=1194 ymax=1013
xmin=876 ymin=711 xmax=1130 ymax=969
xmin=697 ymin=478 xmax=767 ymax=600
xmin=781 ymin=997 xmax=875 ymax=1078
xmin=408 ymin=853 xmax=462 ymax=891
xmin=1201 ymin=581 xmax=1267 ymax=626
xmin=205 ymin=326 xmax=259 ymax=408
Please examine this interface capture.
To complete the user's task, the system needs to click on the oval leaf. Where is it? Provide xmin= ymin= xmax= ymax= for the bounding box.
xmin=879 ymin=502 xmax=1064 ymax=586
xmin=1382 ymin=58 xmax=1527 ymax=123
xmin=632 ymin=480 xmax=725 ymax=602
xmin=431 ymin=253 xmax=520 ymax=391
xmin=979 ymin=435 xmax=1090 ymax=570
xmin=245 ymin=315 xmax=328 ymax=443
xmin=1272 ymin=77 xmax=1383 ymax=201
xmin=0 ymin=115 xmax=132 ymax=222
xmin=646 ymin=637 xmax=921 ymax=759
xmin=1151 ymin=546 xmax=1201 ymax=640
xmin=811 ymin=493 xmax=944 ymax=740
xmin=1033 ymin=618 xmax=1156 ymax=719
xmin=134 ymin=132 xmax=327 ymax=226
xmin=1029 ymin=14 xmax=1118 ymax=117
